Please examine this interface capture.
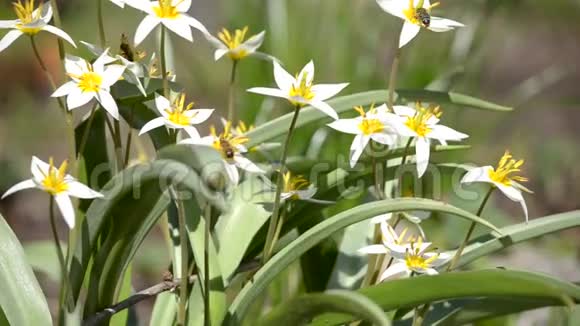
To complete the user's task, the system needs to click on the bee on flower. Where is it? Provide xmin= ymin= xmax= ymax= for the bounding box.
xmin=461 ymin=151 xmax=532 ymax=222
xmin=139 ymin=93 xmax=213 ymax=140
xmin=206 ymin=26 xmax=271 ymax=62
xmin=51 ymin=50 xmax=126 ymax=119
xmin=1 ymin=156 xmax=103 ymax=229
xmin=376 ymin=0 xmax=464 ymax=48
xmin=0 ymin=0 xmax=76 ymax=53
xmin=386 ymin=103 xmax=468 ymax=178
xmin=125 ymin=0 xmax=208 ymax=45
xmin=248 ymin=61 xmax=349 ymax=119
xmin=327 ymin=104 xmax=397 ymax=168
xmin=179 ymin=122 xmax=264 ymax=185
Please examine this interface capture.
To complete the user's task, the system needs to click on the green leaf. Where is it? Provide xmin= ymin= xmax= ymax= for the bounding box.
xmin=245 ymin=90 xmax=510 ymax=147
xmin=23 ymin=240 xmax=63 ymax=282
xmin=257 ymin=290 xmax=391 ymax=326
xmin=225 ymin=198 xmax=501 ymax=324
xmin=310 ymin=269 xmax=580 ymax=325
xmin=0 ymin=214 xmax=52 ymax=325
xmin=150 ymin=293 xmax=177 ymax=326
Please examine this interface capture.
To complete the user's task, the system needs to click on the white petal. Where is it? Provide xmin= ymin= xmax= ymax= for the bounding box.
xmin=163 ymin=19 xmax=193 ymax=42
xmin=399 ymin=21 xmax=421 ymax=48
xmin=134 ymin=15 xmax=160 ymax=46
xmin=376 ymin=0 xmax=406 ymax=19
xmin=461 ymin=166 xmax=493 ymax=184
xmin=370 ymin=214 xmax=392 ymax=224
xmin=297 ymin=187 xmax=317 ymax=200
xmin=424 ymin=268 xmax=439 ymax=275
xmin=428 ymin=17 xmax=465 ymax=32
xmin=179 ymin=135 xmax=214 ymax=146
xmin=224 ymin=162 xmax=240 ymax=185
xmin=66 ymin=180 xmax=103 ymax=199
xmin=93 ymin=49 xmax=111 ymax=72
xmin=183 ymin=126 xmax=200 ymax=139
xmin=64 ymin=55 xmax=85 ymax=76
xmin=102 ymin=65 xmax=126 ymax=88
xmin=234 ymin=155 xmax=264 ymax=173
xmin=180 ymin=13 xmax=208 ymax=34
xmin=31 ymin=156 xmax=50 ymax=181
xmin=310 ymin=100 xmax=338 ymax=120
xmin=214 ymin=49 xmax=228 ymax=61
xmin=109 ymin=0 xmax=125 ymax=8
xmin=415 ymin=137 xmax=430 ymax=178
xmin=0 ymin=20 xmax=18 ymax=29
xmin=0 ymin=30 xmax=22 ymax=53
xmin=429 ymin=124 xmax=468 ymax=141
xmin=311 ymin=83 xmax=349 ymax=102
xmin=379 ymin=262 xmax=409 ymax=282
xmin=380 ymin=221 xmax=395 ymax=244
xmin=176 ymin=0 xmax=192 ymax=12
xmin=327 ymin=118 xmax=361 ymax=135
xmin=1 ymin=179 xmax=36 ymax=199
xmin=247 ymin=87 xmax=288 ymax=99
xmin=42 ymin=25 xmax=76 ymax=47
xmin=393 ymin=105 xmax=416 ymax=117
xmin=96 ymin=90 xmax=119 ymax=120
xmin=54 ymin=194 xmax=75 ymax=229
xmin=188 ymin=109 xmax=214 ymax=124
xmin=358 ymin=244 xmax=388 ymax=255
xmin=124 ymin=0 xmax=154 ymax=13
xmin=67 ymin=89 xmax=94 ymax=109
xmin=349 ymin=134 xmax=369 ymax=168
xmin=51 ymin=81 xmax=77 ymax=98
xmin=39 ymin=2 xmax=53 ymax=22
xmin=154 ymin=93 xmax=171 ymax=116
xmin=242 ymin=30 xmax=265 ymax=52
xmin=273 ymin=61 xmax=295 ymax=91
xmin=139 ymin=117 xmax=166 ymax=135
xmin=496 ymin=183 xmax=523 ymax=203
xmin=371 ymin=133 xmax=397 ymax=146
xmin=298 ymin=60 xmax=315 ymax=84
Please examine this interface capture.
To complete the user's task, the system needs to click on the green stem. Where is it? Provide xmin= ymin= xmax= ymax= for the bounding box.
xmin=124 ymin=105 xmax=135 ymax=167
xmin=113 ymin=118 xmax=124 ymax=172
xmin=371 ymin=151 xmax=384 ymax=199
xmin=261 ymin=105 xmax=301 ymax=264
xmin=160 ymin=25 xmax=169 ymax=98
xmin=97 ymin=0 xmax=107 ymax=47
xmin=49 ymin=0 xmax=65 ymax=62
xmin=227 ymin=60 xmax=239 ymax=122
xmin=176 ymin=197 xmax=189 ymax=326
xmin=203 ymin=205 xmax=211 ymax=326
xmin=387 ymin=47 xmax=401 ymax=110
xmin=49 ymin=197 xmax=71 ymax=324
xmin=77 ymin=104 xmax=99 ymax=159
xmin=400 ymin=138 xmax=413 ymax=167
xmin=270 ymin=203 xmax=286 ymax=253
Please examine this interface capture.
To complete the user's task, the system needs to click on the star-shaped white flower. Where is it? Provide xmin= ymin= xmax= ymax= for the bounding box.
xmin=179 ymin=122 xmax=264 ymax=185
xmin=280 ymin=171 xmax=317 ymax=201
xmin=247 ymin=61 xmax=349 ymax=120
xmin=0 ymin=0 xmax=76 ymax=53
xmin=387 ymin=103 xmax=468 ymax=178
xmin=461 ymin=151 xmax=532 ymax=222
xmin=206 ymin=26 xmax=270 ymax=61
xmin=379 ymin=236 xmax=450 ymax=281
xmin=327 ymin=104 xmax=397 ymax=168
xmin=376 ymin=0 xmax=464 ymax=48
xmin=1 ymin=156 xmax=103 ymax=228
xmin=125 ymin=0 xmax=208 ymax=45
xmin=51 ymin=51 xmax=125 ymax=120
xmin=139 ymin=93 xmax=213 ymax=139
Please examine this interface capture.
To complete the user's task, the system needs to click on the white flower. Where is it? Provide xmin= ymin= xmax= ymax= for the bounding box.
xmin=1 ymin=156 xmax=103 ymax=228
xmin=379 ymin=237 xmax=450 ymax=281
xmin=387 ymin=103 xmax=468 ymax=178
xmin=206 ymin=26 xmax=269 ymax=61
xmin=139 ymin=93 xmax=213 ymax=139
xmin=0 ymin=0 xmax=76 ymax=53
xmin=179 ymin=122 xmax=264 ymax=185
xmin=280 ymin=172 xmax=317 ymax=201
xmin=327 ymin=104 xmax=397 ymax=168
xmin=247 ymin=61 xmax=349 ymax=120
xmin=461 ymin=151 xmax=531 ymax=222
xmin=125 ymin=0 xmax=208 ymax=45
xmin=51 ymin=51 xmax=125 ymax=119
xmin=358 ymin=221 xmax=412 ymax=255
xmin=109 ymin=0 xmax=125 ymax=7
xmin=376 ymin=0 xmax=464 ymax=48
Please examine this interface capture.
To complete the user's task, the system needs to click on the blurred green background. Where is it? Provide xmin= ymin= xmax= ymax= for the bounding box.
xmin=0 ymin=0 xmax=578 ymax=324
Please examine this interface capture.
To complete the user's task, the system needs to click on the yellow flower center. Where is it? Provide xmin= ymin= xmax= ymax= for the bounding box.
xmin=402 ymin=0 xmax=440 ymax=27
xmin=76 ymin=72 xmax=103 ymax=93
xmin=165 ymin=93 xmax=196 ymax=126
xmin=211 ymin=122 xmax=249 ymax=160
xmin=288 ymin=72 xmax=315 ymax=106
xmin=13 ymin=0 xmax=43 ymax=35
xmin=488 ymin=151 xmax=528 ymax=186
xmin=40 ymin=158 xmax=69 ymax=195
xmin=404 ymin=238 xmax=438 ymax=270
xmin=355 ymin=106 xmax=385 ymax=136
xmin=153 ymin=0 xmax=181 ymax=19
xmin=218 ymin=26 xmax=250 ymax=60
xmin=404 ymin=103 xmax=441 ymax=137
xmin=282 ymin=172 xmax=309 ymax=199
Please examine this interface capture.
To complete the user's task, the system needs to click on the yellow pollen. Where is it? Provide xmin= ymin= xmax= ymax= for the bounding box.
xmin=218 ymin=26 xmax=250 ymax=60
xmin=75 ymin=71 xmax=102 ymax=93
xmin=164 ymin=93 xmax=196 ymax=126
xmin=13 ymin=0 xmax=43 ymax=34
xmin=153 ymin=0 xmax=181 ymax=19
xmin=404 ymin=238 xmax=438 ymax=270
xmin=211 ymin=121 xmax=249 ymax=160
xmin=288 ymin=72 xmax=315 ymax=106
xmin=40 ymin=158 xmax=69 ymax=195
xmin=282 ymin=171 xmax=309 ymax=199
xmin=404 ymin=102 xmax=442 ymax=137
xmin=355 ymin=106 xmax=385 ymax=135
xmin=402 ymin=0 xmax=440 ymax=26
xmin=488 ymin=151 xmax=528 ymax=186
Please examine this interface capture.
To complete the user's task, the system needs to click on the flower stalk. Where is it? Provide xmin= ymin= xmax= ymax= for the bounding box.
xmin=177 ymin=196 xmax=189 ymax=326
xmin=227 ymin=60 xmax=239 ymax=122
xmin=160 ymin=25 xmax=169 ymax=98
xmin=49 ymin=197 xmax=72 ymax=322
xmin=97 ymin=0 xmax=107 ymax=47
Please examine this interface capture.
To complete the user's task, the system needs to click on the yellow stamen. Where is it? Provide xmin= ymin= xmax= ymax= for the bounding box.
xmin=40 ymin=158 xmax=69 ymax=195
xmin=404 ymin=238 xmax=437 ymax=270
xmin=282 ymin=171 xmax=309 ymax=200
xmin=234 ymin=120 xmax=254 ymax=135
xmin=488 ymin=151 xmax=528 ymax=186
xmin=288 ymin=72 xmax=315 ymax=107
xmin=164 ymin=93 xmax=196 ymax=126
xmin=355 ymin=106 xmax=385 ymax=136
xmin=211 ymin=121 xmax=249 ymax=160
xmin=13 ymin=0 xmax=43 ymax=34
xmin=218 ymin=26 xmax=250 ymax=60
xmin=153 ymin=0 xmax=181 ymax=19
xmin=404 ymin=102 xmax=442 ymax=137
